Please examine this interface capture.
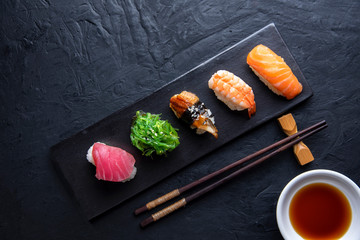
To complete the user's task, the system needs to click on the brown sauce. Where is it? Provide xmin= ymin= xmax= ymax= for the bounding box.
xmin=289 ymin=183 xmax=352 ymax=239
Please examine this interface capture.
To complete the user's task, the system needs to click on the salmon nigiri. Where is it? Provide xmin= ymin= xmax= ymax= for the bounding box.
xmin=208 ymin=70 xmax=256 ymax=118
xmin=86 ymin=142 xmax=137 ymax=182
xmin=247 ymin=44 xmax=302 ymax=100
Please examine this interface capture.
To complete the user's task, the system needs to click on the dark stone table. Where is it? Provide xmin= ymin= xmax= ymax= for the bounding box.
xmin=1 ymin=1 xmax=359 ymax=239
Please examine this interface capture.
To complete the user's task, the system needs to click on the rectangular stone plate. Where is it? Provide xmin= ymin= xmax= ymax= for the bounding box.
xmin=51 ymin=23 xmax=312 ymax=220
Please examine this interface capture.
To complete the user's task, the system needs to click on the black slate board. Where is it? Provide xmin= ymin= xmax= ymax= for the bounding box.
xmin=51 ymin=23 xmax=312 ymax=220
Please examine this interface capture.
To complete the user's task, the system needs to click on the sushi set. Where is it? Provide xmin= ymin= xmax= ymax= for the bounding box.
xmin=51 ymin=23 xmax=313 ymax=220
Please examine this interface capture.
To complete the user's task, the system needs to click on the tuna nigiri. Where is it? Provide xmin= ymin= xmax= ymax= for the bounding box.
xmin=170 ymin=91 xmax=218 ymax=138
xmin=208 ymin=70 xmax=256 ymax=118
xmin=86 ymin=142 xmax=137 ymax=182
xmin=247 ymin=44 xmax=302 ymax=100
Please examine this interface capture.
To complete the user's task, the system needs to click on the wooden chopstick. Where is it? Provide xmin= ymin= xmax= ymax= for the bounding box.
xmin=134 ymin=120 xmax=327 ymax=216
xmin=138 ymin=120 xmax=327 ymax=228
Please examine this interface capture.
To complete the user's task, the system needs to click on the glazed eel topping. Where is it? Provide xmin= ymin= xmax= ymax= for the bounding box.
xmin=169 ymin=91 xmax=218 ymax=138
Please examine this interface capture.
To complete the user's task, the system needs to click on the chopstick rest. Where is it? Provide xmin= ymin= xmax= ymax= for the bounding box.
xmin=277 ymin=113 xmax=314 ymax=165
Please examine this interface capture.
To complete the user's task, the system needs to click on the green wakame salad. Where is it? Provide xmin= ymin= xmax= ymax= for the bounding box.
xmin=130 ymin=110 xmax=180 ymax=156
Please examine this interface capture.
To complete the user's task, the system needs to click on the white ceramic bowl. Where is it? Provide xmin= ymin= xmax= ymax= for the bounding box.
xmin=276 ymin=169 xmax=360 ymax=240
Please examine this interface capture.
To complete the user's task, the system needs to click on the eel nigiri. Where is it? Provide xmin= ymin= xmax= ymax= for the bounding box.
xmin=169 ymin=91 xmax=218 ymax=138
xmin=247 ymin=44 xmax=302 ymax=100
xmin=208 ymin=70 xmax=256 ymax=118
xmin=86 ymin=142 xmax=137 ymax=182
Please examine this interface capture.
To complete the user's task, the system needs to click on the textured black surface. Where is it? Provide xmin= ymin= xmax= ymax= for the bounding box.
xmin=51 ymin=24 xmax=312 ymax=220
xmin=1 ymin=1 xmax=360 ymax=239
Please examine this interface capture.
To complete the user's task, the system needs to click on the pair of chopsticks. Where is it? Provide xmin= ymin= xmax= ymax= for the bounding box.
xmin=135 ymin=120 xmax=327 ymax=228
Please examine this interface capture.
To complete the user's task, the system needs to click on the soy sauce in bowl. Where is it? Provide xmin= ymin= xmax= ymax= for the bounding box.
xmin=289 ymin=182 xmax=352 ymax=239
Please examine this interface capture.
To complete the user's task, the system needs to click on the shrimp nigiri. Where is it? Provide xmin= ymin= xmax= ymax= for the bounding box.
xmin=247 ymin=44 xmax=302 ymax=100
xmin=208 ymin=70 xmax=256 ymax=118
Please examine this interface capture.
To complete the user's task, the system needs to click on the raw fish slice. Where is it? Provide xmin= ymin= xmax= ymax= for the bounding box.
xmin=247 ymin=44 xmax=302 ymax=100
xmin=87 ymin=142 xmax=137 ymax=182
xmin=208 ymin=70 xmax=256 ymax=118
